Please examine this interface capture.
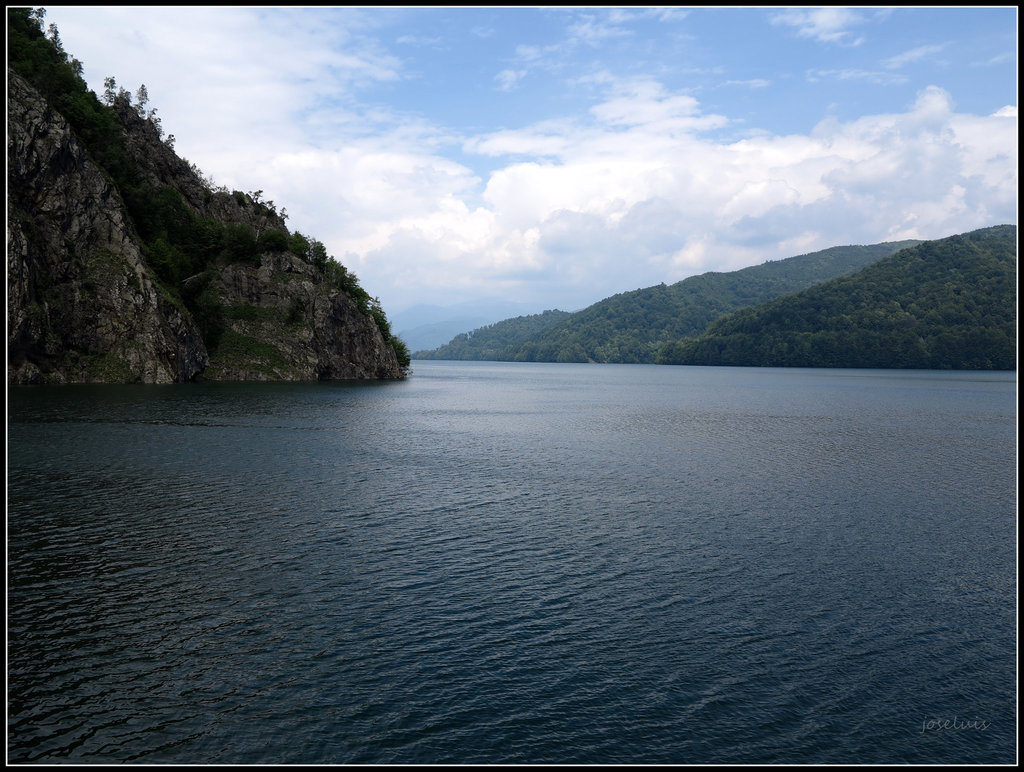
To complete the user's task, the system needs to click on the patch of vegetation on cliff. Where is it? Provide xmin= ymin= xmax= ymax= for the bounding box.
xmin=81 ymin=352 xmax=135 ymax=383
xmin=208 ymin=330 xmax=295 ymax=378
xmin=179 ymin=269 xmax=225 ymax=349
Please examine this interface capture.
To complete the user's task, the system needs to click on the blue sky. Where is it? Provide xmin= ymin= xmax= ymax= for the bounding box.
xmin=42 ymin=6 xmax=1017 ymax=316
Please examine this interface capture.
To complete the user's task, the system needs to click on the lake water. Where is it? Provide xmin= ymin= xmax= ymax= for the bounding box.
xmin=7 ymin=361 xmax=1017 ymax=764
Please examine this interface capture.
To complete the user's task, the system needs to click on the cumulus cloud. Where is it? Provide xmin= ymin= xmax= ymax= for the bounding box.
xmin=295 ymin=82 xmax=1016 ymax=310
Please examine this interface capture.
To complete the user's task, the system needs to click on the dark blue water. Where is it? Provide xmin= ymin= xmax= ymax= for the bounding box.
xmin=7 ymin=362 xmax=1017 ymax=763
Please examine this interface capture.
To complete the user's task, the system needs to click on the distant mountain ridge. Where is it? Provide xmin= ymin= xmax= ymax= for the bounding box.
xmin=417 ymin=239 xmax=922 ymax=363
xmin=395 ymin=299 xmax=547 ymax=353
xmin=414 ymin=310 xmax=573 ymax=360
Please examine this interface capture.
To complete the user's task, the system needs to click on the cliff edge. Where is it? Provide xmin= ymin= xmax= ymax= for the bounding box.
xmin=8 ymin=58 xmax=405 ymax=384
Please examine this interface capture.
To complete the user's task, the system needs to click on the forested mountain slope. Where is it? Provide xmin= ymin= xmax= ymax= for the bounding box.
xmin=657 ymin=225 xmax=1016 ymax=370
xmin=419 ymin=240 xmax=920 ymax=363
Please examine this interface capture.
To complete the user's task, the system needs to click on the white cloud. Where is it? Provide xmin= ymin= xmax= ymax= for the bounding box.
xmin=604 ymin=7 xmax=690 ymax=25
xmin=396 ymin=34 xmax=442 ymax=47
xmin=506 ymin=8 xmax=690 ymax=86
xmin=722 ymin=79 xmax=772 ymax=89
xmin=47 ymin=6 xmax=406 ymax=189
xmin=494 ymin=69 xmax=527 ymax=91
xmin=971 ymin=51 xmax=1014 ymax=67
xmin=770 ymin=7 xmax=867 ymax=46
xmin=884 ymin=43 xmax=949 ymax=69
xmin=567 ymin=14 xmax=634 ymax=47
xmin=464 ymin=121 xmax=579 ymax=159
xmin=807 ymin=69 xmax=908 ymax=86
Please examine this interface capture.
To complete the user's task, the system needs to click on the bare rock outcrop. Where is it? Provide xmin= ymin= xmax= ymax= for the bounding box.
xmin=204 ymin=252 xmax=403 ymax=381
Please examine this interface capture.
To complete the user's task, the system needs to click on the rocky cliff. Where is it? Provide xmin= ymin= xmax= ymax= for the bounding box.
xmin=7 ymin=69 xmax=405 ymax=384
xmin=8 ymin=72 xmax=208 ymax=384
xmin=200 ymin=252 xmax=404 ymax=381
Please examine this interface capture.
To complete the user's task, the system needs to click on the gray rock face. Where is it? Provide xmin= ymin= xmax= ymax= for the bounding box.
xmin=204 ymin=252 xmax=403 ymax=381
xmin=7 ymin=72 xmax=403 ymax=383
xmin=7 ymin=72 xmax=207 ymax=384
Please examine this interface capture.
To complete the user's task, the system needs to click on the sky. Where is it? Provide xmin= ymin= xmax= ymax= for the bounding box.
xmin=41 ymin=6 xmax=1018 ymax=316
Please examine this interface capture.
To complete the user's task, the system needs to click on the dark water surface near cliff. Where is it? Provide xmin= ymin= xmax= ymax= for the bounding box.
xmin=7 ymin=362 xmax=1016 ymax=763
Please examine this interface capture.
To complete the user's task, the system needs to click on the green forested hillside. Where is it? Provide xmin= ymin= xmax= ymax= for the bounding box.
xmin=657 ymin=225 xmax=1016 ymax=370
xmin=418 ymin=240 xmax=919 ymax=363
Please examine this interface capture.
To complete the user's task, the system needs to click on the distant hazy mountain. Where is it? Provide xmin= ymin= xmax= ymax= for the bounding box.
xmin=414 ymin=310 xmax=573 ymax=360
xmin=416 ymin=239 xmax=921 ymax=363
xmin=394 ymin=300 xmax=546 ymax=353
xmin=657 ymin=225 xmax=1016 ymax=370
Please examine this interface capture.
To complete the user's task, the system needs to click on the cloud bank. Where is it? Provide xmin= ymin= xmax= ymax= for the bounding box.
xmin=268 ymin=81 xmax=1016 ymax=311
